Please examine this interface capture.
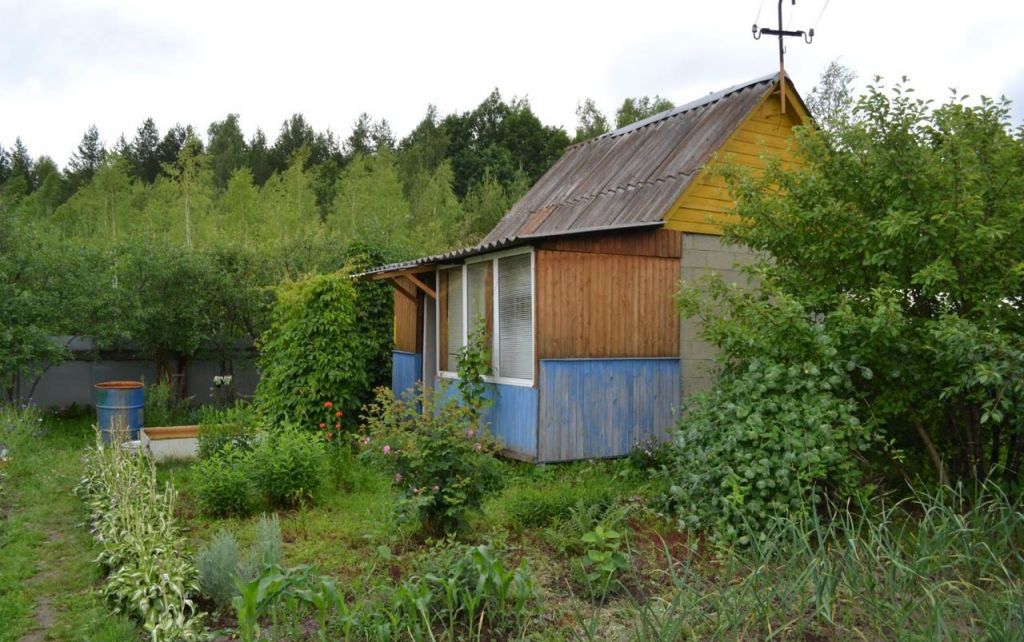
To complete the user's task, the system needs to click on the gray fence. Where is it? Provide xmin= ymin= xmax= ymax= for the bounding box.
xmin=15 ymin=337 xmax=259 ymax=409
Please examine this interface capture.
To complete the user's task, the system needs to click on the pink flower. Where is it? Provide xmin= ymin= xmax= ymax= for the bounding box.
xmin=466 ymin=429 xmax=476 ymax=439
xmin=383 ymin=445 xmax=391 ymax=455
xmin=394 ymin=473 xmax=403 ymax=483
xmin=361 ymin=436 xmax=371 ymax=446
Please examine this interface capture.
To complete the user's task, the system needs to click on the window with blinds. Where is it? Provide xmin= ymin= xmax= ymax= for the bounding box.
xmin=497 ymin=254 xmax=533 ymax=380
xmin=444 ymin=267 xmax=464 ymax=371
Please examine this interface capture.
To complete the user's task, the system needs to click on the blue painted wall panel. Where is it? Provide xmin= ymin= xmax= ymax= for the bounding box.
xmin=439 ymin=380 xmax=538 ymax=460
xmin=538 ymin=359 xmax=680 ymax=462
xmin=391 ymin=351 xmax=422 ymax=397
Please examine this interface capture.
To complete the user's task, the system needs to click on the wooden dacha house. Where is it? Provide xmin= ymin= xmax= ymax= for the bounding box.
xmin=364 ymin=73 xmax=810 ymax=462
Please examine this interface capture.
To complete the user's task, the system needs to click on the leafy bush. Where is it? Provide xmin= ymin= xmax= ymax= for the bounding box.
xmin=360 ymin=384 xmax=502 ymax=534
xmin=197 ymin=401 xmax=258 ymax=459
xmin=192 ymin=442 xmax=257 ymax=517
xmin=74 ymin=429 xmax=205 ymax=640
xmin=627 ymin=436 xmax=674 ymax=472
xmin=196 ymin=530 xmax=240 ymax=608
xmin=253 ymin=428 xmax=326 ymax=509
xmin=255 ymin=272 xmax=370 ymax=429
xmin=576 ymin=525 xmax=630 ymax=600
xmin=665 ymin=359 xmax=875 ymax=544
xmin=144 ymin=376 xmax=195 ymax=427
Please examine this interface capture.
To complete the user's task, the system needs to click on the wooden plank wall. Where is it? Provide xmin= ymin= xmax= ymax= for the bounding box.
xmin=534 ymin=229 xmax=682 ymax=359
xmin=664 ymin=83 xmax=806 ymax=235
xmin=393 ymin=277 xmax=420 ymax=353
xmin=537 ymin=358 xmax=679 ymax=462
xmin=440 ymin=380 xmax=539 ymax=460
xmin=391 ymin=350 xmax=422 ymax=396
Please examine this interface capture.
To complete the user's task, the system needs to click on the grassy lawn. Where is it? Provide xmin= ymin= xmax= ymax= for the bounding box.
xmin=0 ymin=417 xmax=137 ymax=642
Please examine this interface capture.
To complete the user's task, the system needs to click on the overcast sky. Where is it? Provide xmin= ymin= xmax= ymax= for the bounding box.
xmin=2 ymin=0 xmax=1022 ymax=167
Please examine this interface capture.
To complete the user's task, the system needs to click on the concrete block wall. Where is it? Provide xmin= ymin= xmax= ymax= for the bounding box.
xmin=679 ymin=233 xmax=758 ymax=403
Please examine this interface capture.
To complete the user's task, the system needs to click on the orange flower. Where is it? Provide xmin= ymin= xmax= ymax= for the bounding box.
xmin=319 ymin=422 xmax=327 ymax=429
xmin=324 ymin=401 xmax=333 ymax=409
xmin=335 ymin=411 xmax=342 ymax=418
xmin=335 ymin=422 xmax=341 ymax=429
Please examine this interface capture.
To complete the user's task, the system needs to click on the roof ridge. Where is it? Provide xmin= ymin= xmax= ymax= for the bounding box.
xmin=570 ymin=71 xmax=782 ymax=150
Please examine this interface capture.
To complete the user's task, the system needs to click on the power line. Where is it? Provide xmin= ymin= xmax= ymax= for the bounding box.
xmin=811 ymin=0 xmax=831 ymax=31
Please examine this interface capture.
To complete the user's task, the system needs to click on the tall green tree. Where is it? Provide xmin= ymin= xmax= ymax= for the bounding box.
xmin=66 ymin=125 xmax=107 ymax=191
xmin=442 ymin=89 xmax=569 ymax=198
xmin=3 ymin=138 xmax=35 ymax=198
xmin=331 ymin=149 xmax=414 ymax=257
xmin=207 ymin=114 xmax=248 ymax=189
xmin=130 ymin=118 xmax=162 ymax=183
xmin=247 ymin=128 xmax=273 ymax=185
xmin=574 ymin=98 xmax=611 ymax=141
xmin=686 ymin=79 xmax=1024 ymax=485
xmin=396 ymin=105 xmax=449 ymax=195
xmin=614 ymin=95 xmax=674 ymax=128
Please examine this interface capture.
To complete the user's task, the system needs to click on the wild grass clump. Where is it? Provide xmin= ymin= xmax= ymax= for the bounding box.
xmin=627 ymin=480 xmax=1024 ymax=641
xmin=0 ymin=403 xmax=46 ymax=479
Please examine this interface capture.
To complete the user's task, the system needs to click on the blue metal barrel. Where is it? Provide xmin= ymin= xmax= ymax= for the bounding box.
xmin=94 ymin=381 xmax=144 ymax=444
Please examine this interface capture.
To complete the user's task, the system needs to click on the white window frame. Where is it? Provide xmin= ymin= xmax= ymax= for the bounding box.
xmin=436 ymin=247 xmax=534 ymax=387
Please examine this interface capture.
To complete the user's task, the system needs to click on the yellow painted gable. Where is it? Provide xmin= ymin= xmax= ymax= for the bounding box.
xmin=663 ymin=81 xmax=808 ymax=234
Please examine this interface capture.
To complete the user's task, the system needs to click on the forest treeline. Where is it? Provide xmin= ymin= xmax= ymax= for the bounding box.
xmin=0 ymin=91 xmax=674 ymax=257
xmin=0 ymin=90 xmax=673 ymax=399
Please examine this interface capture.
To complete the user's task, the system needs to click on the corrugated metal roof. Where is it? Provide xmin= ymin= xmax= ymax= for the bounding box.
xmin=364 ymin=73 xmax=788 ymax=277
xmin=482 ymin=72 xmax=781 ymax=246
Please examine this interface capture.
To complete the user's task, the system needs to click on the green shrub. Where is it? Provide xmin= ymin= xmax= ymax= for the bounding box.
xmin=255 ymin=272 xmax=369 ymax=429
xmin=144 ymin=376 xmax=194 ymax=427
xmin=665 ymin=359 xmax=875 ymax=544
xmin=627 ymin=436 xmax=674 ymax=472
xmin=192 ymin=443 xmax=257 ymax=517
xmin=253 ymin=428 xmax=326 ymax=509
xmin=196 ymin=531 xmax=240 ymax=608
xmin=360 ymin=384 xmax=502 ymax=534
xmin=197 ymin=402 xmax=258 ymax=459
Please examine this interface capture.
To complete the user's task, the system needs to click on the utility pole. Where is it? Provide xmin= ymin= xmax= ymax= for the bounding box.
xmin=753 ymin=0 xmax=814 ymax=114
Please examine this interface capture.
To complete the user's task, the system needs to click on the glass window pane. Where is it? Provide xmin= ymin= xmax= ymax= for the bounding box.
xmin=497 ymin=254 xmax=533 ymax=380
xmin=445 ymin=267 xmax=463 ymax=371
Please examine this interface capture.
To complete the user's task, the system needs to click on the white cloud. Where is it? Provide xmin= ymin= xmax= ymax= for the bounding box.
xmin=2 ymin=0 xmax=1022 ymax=165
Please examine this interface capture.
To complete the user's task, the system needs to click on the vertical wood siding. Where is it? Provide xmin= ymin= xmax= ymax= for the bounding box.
xmin=439 ymin=380 xmax=538 ymax=459
xmin=391 ymin=351 xmax=422 ymax=396
xmin=535 ymin=247 xmax=681 ymax=359
xmin=538 ymin=358 xmax=679 ymax=462
xmin=665 ymin=83 xmax=806 ymax=235
xmin=393 ymin=277 xmax=420 ymax=353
